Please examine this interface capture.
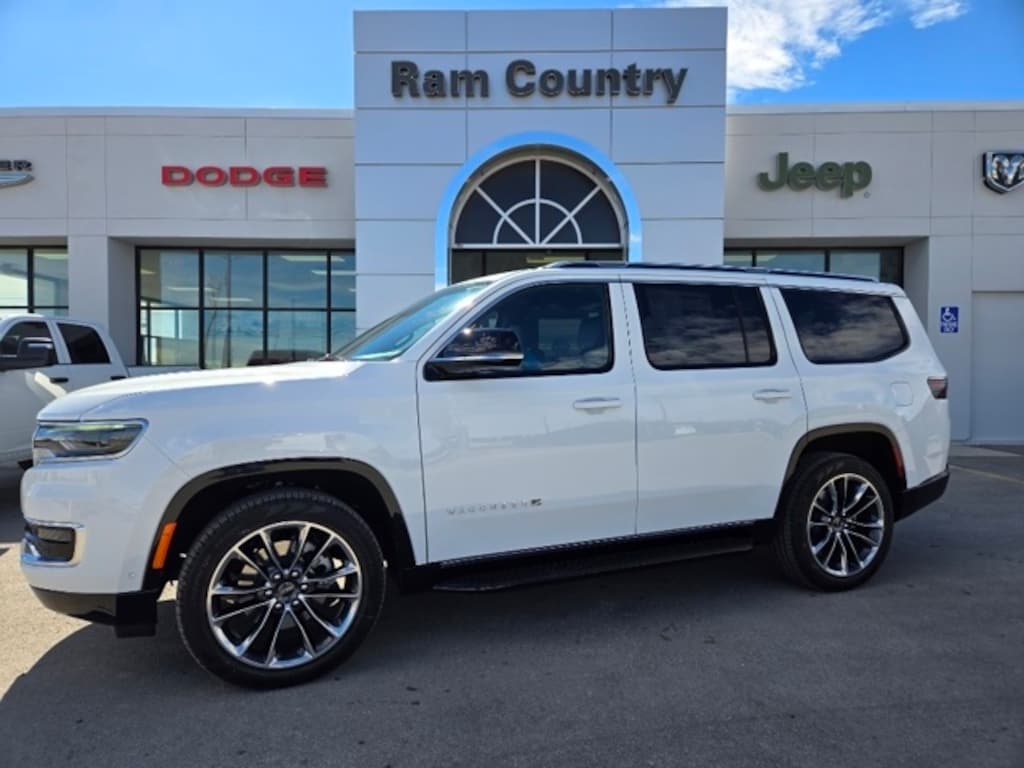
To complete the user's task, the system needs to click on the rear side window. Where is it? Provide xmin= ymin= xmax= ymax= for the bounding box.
xmin=59 ymin=323 xmax=111 ymax=364
xmin=633 ymin=283 xmax=776 ymax=369
xmin=781 ymin=288 xmax=908 ymax=364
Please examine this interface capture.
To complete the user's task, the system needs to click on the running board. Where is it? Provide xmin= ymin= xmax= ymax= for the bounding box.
xmin=431 ymin=527 xmax=755 ymax=592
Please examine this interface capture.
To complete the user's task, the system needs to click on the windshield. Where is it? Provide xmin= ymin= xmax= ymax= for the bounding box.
xmin=333 ymin=280 xmax=495 ymax=361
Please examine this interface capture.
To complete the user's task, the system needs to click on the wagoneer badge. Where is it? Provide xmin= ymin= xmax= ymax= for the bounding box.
xmin=0 ymin=160 xmax=33 ymax=189
xmin=983 ymin=152 xmax=1024 ymax=194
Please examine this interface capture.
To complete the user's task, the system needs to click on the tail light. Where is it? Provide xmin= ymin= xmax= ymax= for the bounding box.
xmin=927 ymin=376 xmax=948 ymax=399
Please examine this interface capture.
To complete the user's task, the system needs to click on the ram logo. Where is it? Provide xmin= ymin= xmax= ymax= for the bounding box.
xmin=0 ymin=160 xmax=33 ymax=189
xmin=983 ymin=151 xmax=1024 ymax=194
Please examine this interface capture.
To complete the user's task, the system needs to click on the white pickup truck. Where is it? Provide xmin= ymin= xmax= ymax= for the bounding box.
xmin=0 ymin=313 xmax=128 ymax=466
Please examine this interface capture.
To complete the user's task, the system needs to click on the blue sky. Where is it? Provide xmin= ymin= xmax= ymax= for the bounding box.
xmin=0 ymin=0 xmax=1021 ymax=108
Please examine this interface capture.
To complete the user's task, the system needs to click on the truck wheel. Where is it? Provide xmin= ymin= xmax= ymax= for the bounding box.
xmin=176 ymin=487 xmax=385 ymax=688
xmin=771 ymin=452 xmax=894 ymax=591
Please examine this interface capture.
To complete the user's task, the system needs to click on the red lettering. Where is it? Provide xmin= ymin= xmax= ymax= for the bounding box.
xmin=161 ymin=165 xmax=193 ymax=186
xmin=229 ymin=166 xmax=260 ymax=186
xmin=163 ymin=165 xmax=326 ymax=188
xmin=263 ymin=166 xmax=295 ymax=187
xmin=195 ymin=166 xmax=228 ymax=186
xmin=298 ymin=166 xmax=327 ymax=187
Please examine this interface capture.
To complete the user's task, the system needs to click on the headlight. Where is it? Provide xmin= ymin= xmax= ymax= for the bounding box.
xmin=32 ymin=420 xmax=147 ymax=464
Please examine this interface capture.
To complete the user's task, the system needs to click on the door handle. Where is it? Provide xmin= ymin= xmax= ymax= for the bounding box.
xmin=752 ymin=389 xmax=792 ymax=402
xmin=110 ymin=375 xmax=126 ymax=381
xmin=573 ymin=397 xmax=623 ymax=412
xmin=49 ymin=377 xmax=69 ymax=384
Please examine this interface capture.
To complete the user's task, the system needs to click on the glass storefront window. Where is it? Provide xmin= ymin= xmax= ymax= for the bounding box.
xmin=204 ymin=309 xmax=264 ymax=369
xmin=756 ymin=250 xmax=826 ymax=272
xmin=0 ymin=247 xmax=69 ymax=314
xmin=33 ymin=250 xmax=69 ymax=308
xmin=724 ymin=251 xmax=753 ymax=268
xmin=266 ymin=311 xmax=327 ymax=363
xmin=331 ymin=311 xmax=356 ymax=349
xmin=268 ymin=253 xmax=327 ymax=308
xmin=140 ymin=249 xmax=200 ymax=307
xmin=0 ymin=249 xmax=28 ymax=308
xmin=331 ymin=252 xmax=356 ymax=311
xmin=205 ymin=251 xmax=263 ymax=307
xmin=724 ymin=248 xmax=903 ymax=285
xmin=138 ymin=248 xmax=355 ymax=368
xmin=139 ymin=308 xmax=200 ymax=366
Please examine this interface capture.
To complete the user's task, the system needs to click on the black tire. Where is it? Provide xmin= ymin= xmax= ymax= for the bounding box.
xmin=176 ymin=487 xmax=385 ymax=688
xmin=771 ymin=452 xmax=894 ymax=591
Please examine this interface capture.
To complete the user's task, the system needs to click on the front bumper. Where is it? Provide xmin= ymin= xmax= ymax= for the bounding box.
xmin=896 ymin=468 xmax=949 ymax=521
xmin=20 ymin=436 xmax=189 ymax=596
xmin=30 ymin=587 xmax=160 ymax=637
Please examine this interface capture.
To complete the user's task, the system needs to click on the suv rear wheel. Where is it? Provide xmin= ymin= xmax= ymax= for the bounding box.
xmin=176 ymin=487 xmax=385 ymax=688
xmin=772 ymin=452 xmax=894 ymax=591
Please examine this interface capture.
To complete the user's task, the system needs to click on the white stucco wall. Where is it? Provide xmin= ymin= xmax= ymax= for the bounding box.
xmin=352 ymin=8 xmax=728 ymax=331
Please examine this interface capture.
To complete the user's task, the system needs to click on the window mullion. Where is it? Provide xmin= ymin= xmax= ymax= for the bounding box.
xmin=27 ymin=247 xmax=35 ymax=312
xmin=198 ymin=249 xmax=206 ymax=368
xmin=534 ymin=158 xmax=541 ymax=245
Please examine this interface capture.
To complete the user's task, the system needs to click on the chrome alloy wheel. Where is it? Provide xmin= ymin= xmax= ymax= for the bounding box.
xmin=205 ymin=521 xmax=362 ymax=669
xmin=806 ymin=473 xmax=885 ymax=579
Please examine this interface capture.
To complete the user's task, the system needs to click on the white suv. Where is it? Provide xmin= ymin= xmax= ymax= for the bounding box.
xmin=20 ymin=263 xmax=951 ymax=688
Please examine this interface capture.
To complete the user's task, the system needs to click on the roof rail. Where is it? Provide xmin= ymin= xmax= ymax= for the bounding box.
xmin=543 ymin=260 xmax=877 ymax=283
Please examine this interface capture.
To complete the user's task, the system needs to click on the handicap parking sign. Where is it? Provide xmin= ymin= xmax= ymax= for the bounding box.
xmin=939 ymin=306 xmax=959 ymax=334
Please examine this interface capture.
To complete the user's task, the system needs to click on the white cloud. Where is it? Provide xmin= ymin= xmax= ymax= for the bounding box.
xmin=906 ymin=0 xmax=968 ymax=28
xmin=660 ymin=0 xmax=968 ymax=95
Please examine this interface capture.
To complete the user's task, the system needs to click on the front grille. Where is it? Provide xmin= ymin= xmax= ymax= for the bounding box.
xmin=24 ymin=523 xmax=77 ymax=563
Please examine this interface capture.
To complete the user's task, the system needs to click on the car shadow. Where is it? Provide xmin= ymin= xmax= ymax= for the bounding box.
xmin=0 ymin=552 xmax=780 ymax=742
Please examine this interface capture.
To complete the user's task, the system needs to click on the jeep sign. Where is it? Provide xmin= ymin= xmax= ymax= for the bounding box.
xmin=161 ymin=165 xmax=328 ymax=188
xmin=757 ymin=153 xmax=872 ymax=198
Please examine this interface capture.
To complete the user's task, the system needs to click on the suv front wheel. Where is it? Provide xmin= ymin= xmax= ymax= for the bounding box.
xmin=176 ymin=487 xmax=386 ymax=688
xmin=772 ymin=452 xmax=894 ymax=591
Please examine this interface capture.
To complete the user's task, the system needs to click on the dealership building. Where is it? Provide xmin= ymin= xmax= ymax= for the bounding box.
xmin=0 ymin=8 xmax=1022 ymax=441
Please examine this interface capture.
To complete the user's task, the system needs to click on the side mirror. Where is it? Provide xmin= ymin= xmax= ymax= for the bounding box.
xmin=0 ymin=337 xmax=57 ymax=371
xmin=426 ymin=327 xmax=524 ymax=379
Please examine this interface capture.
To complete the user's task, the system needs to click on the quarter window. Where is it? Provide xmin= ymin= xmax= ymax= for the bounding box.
xmin=439 ymin=282 xmax=613 ymax=377
xmin=58 ymin=324 xmax=110 ymax=364
xmin=633 ymin=283 xmax=776 ymax=370
xmin=781 ymin=288 xmax=908 ymax=364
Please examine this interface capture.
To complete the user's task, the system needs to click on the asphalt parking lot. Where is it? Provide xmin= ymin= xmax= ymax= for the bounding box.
xmin=0 ymin=450 xmax=1021 ymax=768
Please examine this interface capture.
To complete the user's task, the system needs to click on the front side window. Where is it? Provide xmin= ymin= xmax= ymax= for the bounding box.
xmin=437 ymin=282 xmax=613 ymax=377
xmin=1 ymin=321 xmax=51 ymax=358
xmin=781 ymin=288 xmax=908 ymax=364
xmin=58 ymin=324 xmax=110 ymax=364
xmin=337 ymin=281 xmax=494 ymax=362
xmin=634 ymin=283 xmax=776 ymax=370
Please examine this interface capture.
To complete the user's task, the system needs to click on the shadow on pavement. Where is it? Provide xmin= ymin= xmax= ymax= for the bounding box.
xmin=0 ymin=553 xmax=787 ymax=761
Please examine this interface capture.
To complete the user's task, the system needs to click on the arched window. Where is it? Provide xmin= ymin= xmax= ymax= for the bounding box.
xmin=449 ymin=154 xmax=626 ymax=282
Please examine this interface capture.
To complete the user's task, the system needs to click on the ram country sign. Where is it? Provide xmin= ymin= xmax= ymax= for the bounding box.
xmin=757 ymin=153 xmax=872 ymax=198
xmin=390 ymin=59 xmax=688 ymax=104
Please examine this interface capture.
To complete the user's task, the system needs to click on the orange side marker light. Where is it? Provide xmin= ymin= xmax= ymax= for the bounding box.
xmin=151 ymin=522 xmax=177 ymax=570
